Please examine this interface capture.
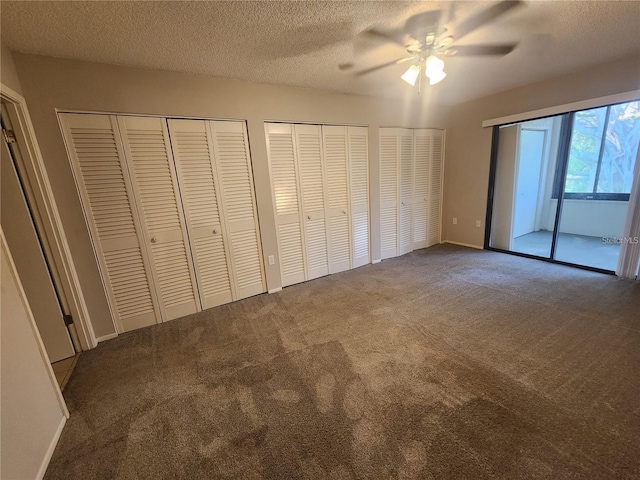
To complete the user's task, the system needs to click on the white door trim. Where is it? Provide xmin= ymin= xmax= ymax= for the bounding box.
xmin=36 ymin=416 xmax=67 ymax=480
xmin=1 ymin=82 xmax=97 ymax=350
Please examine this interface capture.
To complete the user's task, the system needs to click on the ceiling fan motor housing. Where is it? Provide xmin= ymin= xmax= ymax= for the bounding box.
xmin=404 ymin=10 xmax=444 ymax=44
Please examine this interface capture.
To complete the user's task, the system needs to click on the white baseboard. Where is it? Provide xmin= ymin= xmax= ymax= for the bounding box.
xmin=444 ymin=240 xmax=484 ymax=250
xmin=37 ymin=415 xmax=66 ymax=480
xmin=96 ymin=332 xmax=118 ymax=343
xmin=268 ymin=287 xmax=282 ymax=294
xmin=372 ymin=259 xmax=381 ymax=264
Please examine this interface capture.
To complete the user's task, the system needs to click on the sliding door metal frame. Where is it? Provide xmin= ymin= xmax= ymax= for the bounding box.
xmin=549 ymin=113 xmax=574 ymax=260
xmin=483 ymin=126 xmax=500 ymax=249
xmin=486 ymin=245 xmax=615 ymax=275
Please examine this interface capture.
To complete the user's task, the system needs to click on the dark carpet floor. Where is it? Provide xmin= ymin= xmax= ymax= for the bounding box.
xmin=45 ymin=244 xmax=640 ymax=479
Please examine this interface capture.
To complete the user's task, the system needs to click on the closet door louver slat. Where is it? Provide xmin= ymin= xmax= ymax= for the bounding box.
xmin=413 ymin=130 xmax=431 ymax=249
xmin=167 ymin=119 xmax=234 ymax=309
xmin=60 ymin=113 xmax=159 ymax=332
xmin=323 ymin=125 xmax=351 ymax=274
xmin=211 ymin=121 xmax=265 ymax=300
xmin=266 ymin=123 xmax=306 ymax=287
xmin=380 ymin=129 xmax=399 ymax=260
xmin=348 ymin=126 xmax=370 ymax=268
xmin=429 ymin=131 xmax=444 ymax=246
xmin=295 ymin=124 xmax=329 ymax=280
xmin=118 ymin=116 xmax=200 ymax=321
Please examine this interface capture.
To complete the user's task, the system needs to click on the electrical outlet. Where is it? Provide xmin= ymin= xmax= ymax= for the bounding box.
xmin=476 ymin=220 xmax=482 ymax=228
xmin=452 ymin=217 xmax=457 ymax=225
xmin=268 ymin=255 xmax=275 ymax=265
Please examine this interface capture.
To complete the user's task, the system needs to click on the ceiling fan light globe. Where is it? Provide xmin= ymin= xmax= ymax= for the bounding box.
xmin=425 ymin=55 xmax=445 ymax=76
xmin=400 ymin=65 xmax=421 ymax=86
xmin=428 ymin=70 xmax=446 ymax=85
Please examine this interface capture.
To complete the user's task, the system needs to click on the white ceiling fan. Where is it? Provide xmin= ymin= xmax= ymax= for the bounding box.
xmin=349 ymin=0 xmax=525 ymax=92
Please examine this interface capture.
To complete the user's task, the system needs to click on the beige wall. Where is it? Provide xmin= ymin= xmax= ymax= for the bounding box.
xmin=12 ymin=52 xmax=449 ymax=338
xmin=1 ymin=232 xmax=67 ymax=479
xmin=444 ymin=54 xmax=640 ymax=247
xmin=1 ymin=42 xmax=23 ymax=94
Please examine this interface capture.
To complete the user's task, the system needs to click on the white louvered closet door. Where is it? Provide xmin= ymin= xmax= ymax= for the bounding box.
xmin=118 ymin=116 xmax=201 ymax=321
xmin=413 ymin=129 xmax=431 ymax=250
xmin=398 ymin=128 xmax=414 ymax=256
xmin=167 ymin=119 xmax=233 ymax=309
xmin=428 ymin=130 xmax=445 ymax=246
xmin=60 ymin=113 xmax=160 ymax=332
xmin=266 ymin=123 xmax=306 ymax=287
xmin=210 ymin=120 xmax=265 ymax=300
xmin=322 ymin=125 xmax=351 ymax=274
xmin=294 ymin=124 xmax=329 ymax=280
xmin=348 ymin=126 xmax=370 ymax=268
xmin=380 ymin=128 xmax=399 ymax=260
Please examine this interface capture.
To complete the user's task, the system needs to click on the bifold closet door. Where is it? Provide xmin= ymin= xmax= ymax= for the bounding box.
xmin=348 ymin=126 xmax=370 ymax=268
xmin=398 ymin=128 xmax=414 ymax=256
xmin=167 ymin=119 xmax=233 ymax=308
xmin=413 ymin=129 xmax=431 ymax=250
xmin=60 ymin=114 xmax=160 ymax=332
xmin=294 ymin=124 xmax=329 ymax=280
xmin=265 ymin=123 xmax=306 ymax=287
xmin=380 ymin=128 xmax=399 ymax=259
xmin=168 ymin=119 xmax=265 ymax=306
xmin=210 ymin=121 xmax=265 ymax=300
xmin=323 ymin=125 xmax=351 ymax=274
xmin=118 ymin=116 xmax=201 ymax=321
xmin=428 ymin=131 xmax=444 ymax=246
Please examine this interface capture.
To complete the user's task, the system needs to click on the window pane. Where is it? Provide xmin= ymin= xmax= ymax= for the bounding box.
xmin=597 ymin=101 xmax=640 ymax=194
xmin=565 ymin=107 xmax=607 ymax=193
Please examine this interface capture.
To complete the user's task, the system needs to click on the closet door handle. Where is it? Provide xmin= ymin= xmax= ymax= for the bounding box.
xmin=150 ymin=237 xmax=158 ymax=244
xmin=401 ymin=201 xmax=405 ymax=206
xmin=307 ymin=215 xmax=312 ymax=220
xmin=342 ymin=210 xmax=347 ymax=215
xmin=213 ymin=229 xmax=219 ymax=235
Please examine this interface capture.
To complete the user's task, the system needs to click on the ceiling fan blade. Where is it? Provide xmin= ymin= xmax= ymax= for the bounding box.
xmin=443 ymin=1 xmax=457 ymax=26
xmin=360 ymin=27 xmax=406 ymax=47
xmin=355 ymin=57 xmax=415 ymax=76
xmin=445 ymin=44 xmax=518 ymax=56
xmin=454 ymin=0 xmax=524 ymax=41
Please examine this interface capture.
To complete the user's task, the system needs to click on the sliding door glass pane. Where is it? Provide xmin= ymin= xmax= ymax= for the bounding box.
xmin=490 ymin=116 xmax=564 ymax=257
xmin=597 ymin=102 xmax=640 ymax=194
xmin=555 ymin=101 xmax=640 ymax=271
xmin=564 ymin=107 xmax=607 ymax=195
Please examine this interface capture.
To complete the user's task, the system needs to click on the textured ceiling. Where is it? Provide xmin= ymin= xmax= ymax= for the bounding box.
xmin=1 ymin=1 xmax=640 ymax=105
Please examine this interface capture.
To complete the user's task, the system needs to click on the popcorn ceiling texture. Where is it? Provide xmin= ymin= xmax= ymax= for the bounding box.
xmin=1 ymin=1 xmax=639 ymax=105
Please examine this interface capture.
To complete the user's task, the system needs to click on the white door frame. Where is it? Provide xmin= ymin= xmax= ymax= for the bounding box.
xmin=1 ymin=82 xmax=97 ymax=350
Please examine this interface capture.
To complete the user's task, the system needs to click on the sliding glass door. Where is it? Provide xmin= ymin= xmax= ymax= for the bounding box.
xmin=555 ymin=103 xmax=640 ymax=270
xmin=487 ymin=100 xmax=640 ymax=273
xmin=489 ymin=116 xmax=564 ymax=258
